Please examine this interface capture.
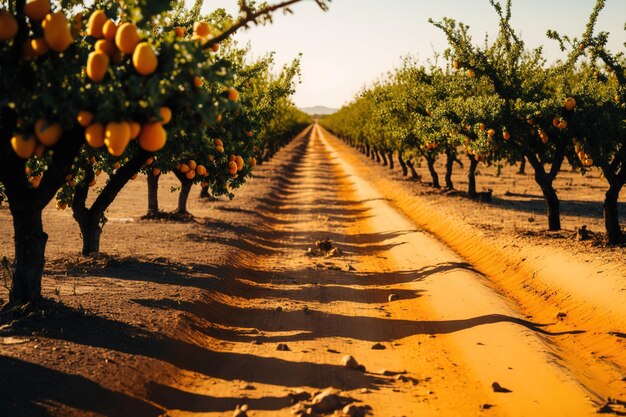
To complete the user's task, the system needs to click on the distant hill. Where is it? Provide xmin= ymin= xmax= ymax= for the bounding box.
xmin=300 ymin=106 xmax=338 ymax=116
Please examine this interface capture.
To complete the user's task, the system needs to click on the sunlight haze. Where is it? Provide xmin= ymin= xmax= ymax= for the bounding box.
xmin=202 ymin=0 xmax=625 ymax=109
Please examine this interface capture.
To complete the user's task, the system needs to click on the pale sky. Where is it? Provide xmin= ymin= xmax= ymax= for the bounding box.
xmin=203 ymin=0 xmax=626 ymax=109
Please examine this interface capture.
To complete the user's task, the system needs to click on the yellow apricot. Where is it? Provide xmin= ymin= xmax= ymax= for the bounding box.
xmin=87 ymin=50 xmax=109 ymax=82
xmin=138 ymin=122 xmax=167 ymax=152
xmin=11 ymin=134 xmax=36 ymax=159
xmin=43 ymin=12 xmax=73 ymax=52
xmin=132 ymin=42 xmax=157 ymax=75
xmin=87 ymin=10 xmax=106 ymax=38
xmin=115 ymin=22 xmax=140 ymax=54
xmin=24 ymin=0 xmax=50 ymax=21
xmin=104 ymin=121 xmax=131 ymax=156
xmin=85 ymin=123 xmax=104 ymax=148
xmin=0 ymin=11 xmax=18 ymax=41
xmin=35 ymin=119 xmax=62 ymax=146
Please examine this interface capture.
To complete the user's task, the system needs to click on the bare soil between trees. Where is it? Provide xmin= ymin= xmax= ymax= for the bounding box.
xmin=0 ymin=125 xmax=623 ymax=416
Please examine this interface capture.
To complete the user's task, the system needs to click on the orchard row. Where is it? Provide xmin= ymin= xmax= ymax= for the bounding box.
xmin=0 ymin=0 xmax=326 ymax=309
xmin=321 ymin=0 xmax=625 ymax=243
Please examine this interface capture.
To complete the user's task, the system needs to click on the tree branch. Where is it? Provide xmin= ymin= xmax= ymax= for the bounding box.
xmin=204 ymin=0 xmax=329 ymax=48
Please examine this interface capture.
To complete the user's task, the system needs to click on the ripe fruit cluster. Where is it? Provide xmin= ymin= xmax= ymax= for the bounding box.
xmin=78 ymin=107 xmax=170 ymax=156
xmin=86 ymin=10 xmax=158 ymax=82
xmin=177 ymin=159 xmax=208 ymax=180
xmin=0 ymin=0 xmax=74 ymax=57
xmin=10 ymin=118 xmax=63 ymax=162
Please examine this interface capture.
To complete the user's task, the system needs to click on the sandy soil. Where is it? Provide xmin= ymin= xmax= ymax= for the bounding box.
xmin=0 ymin=125 xmax=623 ymax=416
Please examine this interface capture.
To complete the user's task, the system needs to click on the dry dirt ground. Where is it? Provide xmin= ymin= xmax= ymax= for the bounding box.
xmin=0 ymin=124 xmax=624 ymax=416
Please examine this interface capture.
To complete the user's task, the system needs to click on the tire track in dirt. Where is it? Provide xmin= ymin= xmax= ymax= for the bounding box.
xmin=162 ymin=125 xmax=598 ymax=416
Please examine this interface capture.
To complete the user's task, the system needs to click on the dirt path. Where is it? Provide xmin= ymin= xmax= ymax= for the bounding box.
xmin=162 ymin=125 xmax=600 ymax=416
xmin=0 ymin=124 xmax=618 ymax=416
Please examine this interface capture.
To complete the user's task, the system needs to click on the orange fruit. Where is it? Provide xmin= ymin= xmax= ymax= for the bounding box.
xmin=115 ymin=22 xmax=140 ymax=54
xmin=43 ymin=12 xmax=73 ymax=52
xmin=552 ymin=117 xmax=560 ymax=128
xmin=193 ymin=76 xmax=203 ymax=87
xmin=502 ymin=131 xmax=511 ymax=140
xmin=35 ymin=119 xmax=62 ymax=146
xmin=174 ymin=27 xmax=186 ymax=37
xmin=179 ymin=163 xmax=190 ymax=173
xmin=487 ymin=128 xmax=495 ymax=138
xmin=558 ymin=120 xmax=568 ymax=130
xmin=194 ymin=21 xmax=210 ymax=37
xmin=11 ymin=134 xmax=36 ymax=159
xmin=104 ymin=121 xmax=131 ymax=156
xmin=228 ymin=161 xmax=238 ymax=175
xmin=214 ymin=138 xmax=223 ymax=147
xmin=216 ymin=114 xmax=222 ymax=123
xmin=467 ymin=69 xmax=475 ymax=78
xmin=583 ymin=158 xmax=593 ymax=167
xmin=158 ymin=107 xmax=171 ymax=124
xmin=138 ymin=122 xmax=166 ymax=152
xmin=85 ymin=123 xmax=104 ymax=148
xmin=229 ymin=154 xmax=236 ymax=162
xmin=564 ymin=97 xmax=576 ymax=111
xmin=185 ymin=170 xmax=196 ymax=180
xmin=249 ymin=157 xmax=257 ymax=167
xmin=246 ymin=131 xmax=253 ymax=137
xmin=132 ymin=42 xmax=157 ymax=75
xmin=216 ymin=146 xmax=224 ymax=153
xmin=128 ymin=121 xmax=141 ymax=139
xmin=0 ymin=11 xmax=18 ymax=41
xmin=235 ymin=156 xmax=244 ymax=171
xmin=539 ymin=130 xmax=549 ymax=144
xmin=196 ymin=165 xmax=206 ymax=176
xmin=152 ymin=167 xmax=161 ymax=176
xmin=94 ymin=39 xmax=117 ymax=58
xmin=24 ymin=0 xmax=50 ymax=21
xmin=30 ymin=37 xmax=49 ymax=56
xmin=87 ymin=10 xmax=106 ymax=38
xmin=227 ymin=87 xmax=239 ymax=102
xmin=87 ymin=50 xmax=109 ymax=82
xmin=145 ymin=157 xmax=154 ymax=165
xmin=478 ymin=123 xmax=485 ymax=131
xmin=56 ymin=201 xmax=67 ymax=210
xmin=188 ymin=160 xmax=197 ymax=170
xmin=102 ymin=19 xmax=117 ymax=41
xmin=452 ymin=60 xmax=460 ymax=70
xmin=77 ymin=110 xmax=93 ymax=127
xmin=113 ymin=162 xmax=120 ymax=170
xmin=211 ymin=43 xmax=219 ymax=52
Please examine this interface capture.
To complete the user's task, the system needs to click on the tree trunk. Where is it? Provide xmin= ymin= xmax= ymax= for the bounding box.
xmin=468 ymin=154 xmax=478 ymax=197
xmin=527 ymin=153 xmax=562 ymax=231
xmin=79 ymin=222 xmax=102 ymax=255
xmin=398 ymin=150 xmax=408 ymax=176
xmin=374 ymin=148 xmax=381 ymax=163
xmin=8 ymin=207 xmax=47 ymax=306
xmin=406 ymin=159 xmax=420 ymax=180
xmin=174 ymin=172 xmax=193 ymax=215
xmin=387 ymin=152 xmax=394 ymax=170
xmin=445 ymin=149 xmax=454 ymax=190
xmin=426 ymin=156 xmax=440 ymax=188
xmin=365 ymin=144 xmax=371 ymax=158
xmin=73 ymin=150 xmax=149 ymax=256
xmin=147 ymin=174 xmax=160 ymax=215
xmin=604 ymin=181 xmax=623 ymax=244
xmin=518 ymin=157 xmax=526 ymax=175
xmin=533 ymin=171 xmax=561 ymax=231
xmin=380 ymin=150 xmax=388 ymax=166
